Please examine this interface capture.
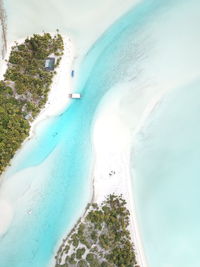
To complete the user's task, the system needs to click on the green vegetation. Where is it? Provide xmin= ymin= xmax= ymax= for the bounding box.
xmin=55 ymin=194 xmax=139 ymax=267
xmin=0 ymin=33 xmax=64 ymax=175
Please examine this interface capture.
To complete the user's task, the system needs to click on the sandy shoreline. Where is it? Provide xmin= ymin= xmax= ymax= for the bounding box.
xmin=91 ymin=87 xmax=146 ymax=267
xmin=91 ymin=83 xmax=168 ymax=267
xmin=92 ymin=149 xmax=147 ymax=267
xmin=0 ymin=33 xmax=75 ymax=133
xmin=29 ymin=35 xmax=75 ymax=138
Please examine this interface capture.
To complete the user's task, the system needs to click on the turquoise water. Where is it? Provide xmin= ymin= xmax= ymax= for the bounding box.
xmin=133 ymin=80 xmax=200 ymax=267
xmin=1 ymin=0 xmax=200 ymax=266
xmin=130 ymin=1 xmax=200 ymax=266
xmin=0 ymin=1 xmax=158 ymax=266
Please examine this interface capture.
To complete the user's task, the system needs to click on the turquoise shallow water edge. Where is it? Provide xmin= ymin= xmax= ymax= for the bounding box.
xmin=0 ymin=0 xmax=200 ymax=266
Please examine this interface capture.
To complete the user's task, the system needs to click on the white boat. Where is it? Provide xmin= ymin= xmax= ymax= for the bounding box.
xmin=69 ymin=93 xmax=81 ymax=99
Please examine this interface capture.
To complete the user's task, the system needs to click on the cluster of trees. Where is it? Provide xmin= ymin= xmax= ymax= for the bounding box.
xmin=55 ymin=194 xmax=139 ymax=267
xmin=0 ymin=33 xmax=64 ymax=175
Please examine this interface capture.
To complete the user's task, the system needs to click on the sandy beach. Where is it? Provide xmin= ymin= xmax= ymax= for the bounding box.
xmin=0 ymin=34 xmax=75 ymax=122
xmin=92 ymin=84 xmax=149 ymax=267
xmin=91 ymin=81 xmax=171 ymax=267
xmin=29 ymin=35 xmax=75 ymax=137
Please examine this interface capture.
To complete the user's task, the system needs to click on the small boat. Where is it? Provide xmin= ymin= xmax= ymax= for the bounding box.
xmin=69 ymin=93 xmax=81 ymax=99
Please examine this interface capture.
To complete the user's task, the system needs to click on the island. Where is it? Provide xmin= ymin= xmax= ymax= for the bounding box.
xmin=0 ymin=32 xmax=64 ymax=175
xmin=55 ymin=194 xmax=140 ymax=267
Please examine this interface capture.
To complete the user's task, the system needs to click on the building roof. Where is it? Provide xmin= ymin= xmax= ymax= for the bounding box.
xmin=45 ymin=57 xmax=55 ymax=71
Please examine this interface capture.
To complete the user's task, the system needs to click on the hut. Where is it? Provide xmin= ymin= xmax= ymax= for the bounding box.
xmin=45 ymin=57 xmax=55 ymax=71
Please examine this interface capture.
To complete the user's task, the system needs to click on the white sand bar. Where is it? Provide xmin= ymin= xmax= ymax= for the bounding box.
xmin=92 ymin=81 xmax=168 ymax=267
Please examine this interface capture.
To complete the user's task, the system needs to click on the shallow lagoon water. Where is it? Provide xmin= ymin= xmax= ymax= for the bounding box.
xmin=133 ymin=80 xmax=200 ymax=267
xmin=0 ymin=1 xmax=157 ymax=266
xmin=1 ymin=0 xmax=200 ymax=266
